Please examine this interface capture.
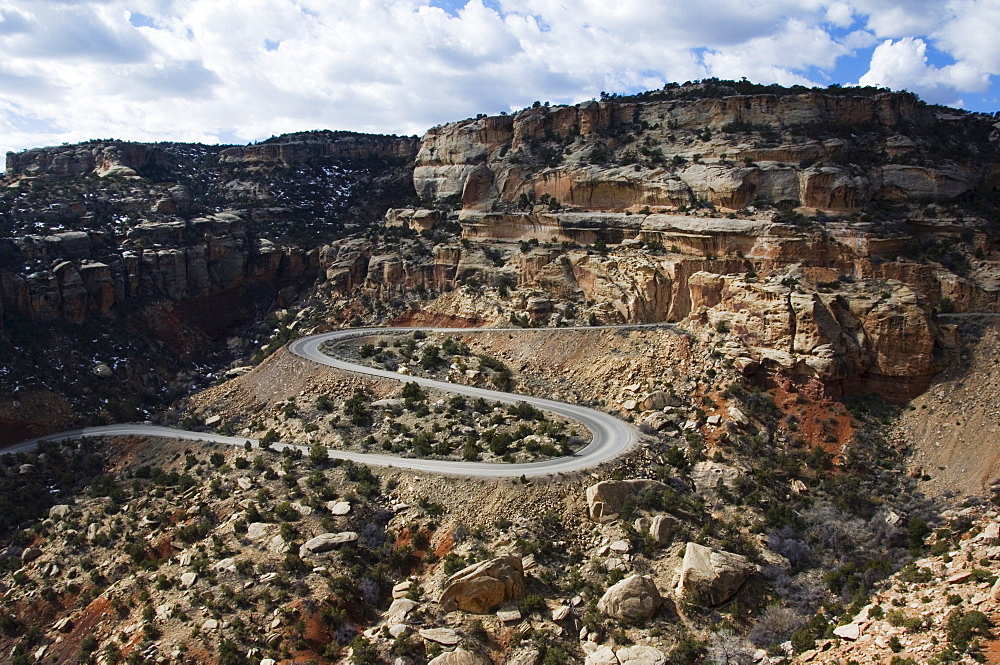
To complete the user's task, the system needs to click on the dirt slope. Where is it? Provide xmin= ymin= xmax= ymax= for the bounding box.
xmin=902 ymin=317 xmax=1000 ymax=497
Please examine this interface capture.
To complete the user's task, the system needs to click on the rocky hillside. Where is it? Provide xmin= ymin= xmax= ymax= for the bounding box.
xmin=0 ymin=131 xmax=418 ymax=443
xmin=304 ymin=84 xmax=1000 ymax=405
xmin=0 ymin=325 xmax=954 ymax=665
xmin=320 ymin=222 xmax=978 ymax=403
xmin=4 ymin=80 xmax=1000 ymax=665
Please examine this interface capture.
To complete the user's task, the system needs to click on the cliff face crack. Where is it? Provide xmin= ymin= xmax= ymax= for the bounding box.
xmin=5 ymin=326 xmax=657 ymax=479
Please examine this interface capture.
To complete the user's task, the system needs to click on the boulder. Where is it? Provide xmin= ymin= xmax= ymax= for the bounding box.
xmin=833 ymin=623 xmax=861 ymax=641
xmin=585 ymin=479 xmax=668 ymax=521
xmin=496 ymin=609 xmax=521 ymax=622
xmin=387 ymin=598 xmax=418 ymax=622
xmin=299 ymin=531 xmax=358 ymax=556
xmin=505 ymin=649 xmax=541 ymax=665
xmin=328 ymin=500 xmax=352 ymax=515
xmin=638 ymin=391 xmax=669 ymax=411
xmin=690 ymin=461 xmax=740 ymax=494
xmin=978 ymin=522 xmax=1000 ymax=544
xmin=649 ymin=515 xmax=676 ymax=546
xmin=552 ymin=605 xmax=572 ymax=621
xmin=597 ymin=575 xmax=662 ymax=622
xmin=267 ymin=535 xmax=287 ymax=555
xmin=48 ymin=504 xmax=71 ymax=520
xmin=419 ymin=627 xmax=461 ymax=646
xmin=440 ymin=555 xmax=525 ymax=614
xmin=21 ymin=548 xmax=42 ymax=563
xmin=247 ymin=522 xmax=272 ymax=541
xmin=180 ymin=572 xmax=198 ymax=588
xmin=640 ymin=412 xmax=676 ymax=432
xmin=584 ymin=646 xmax=619 ymax=665
xmin=392 ymin=580 xmax=413 ymax=599
xmin=428 ymin=649 xmax=490 ymax=665
xmin=610 ymin=540 xmax=631 ymax=553
xmin=214 ymin=558 xmax=237 ymax=572
xmin=616 ymin=646 xmax=667 ymax=665
xmin=676 ymin=542 xmax=755 ymax=606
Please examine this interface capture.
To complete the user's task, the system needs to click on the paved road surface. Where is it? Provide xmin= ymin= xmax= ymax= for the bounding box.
xmin=7 ymin=326 xmax=650 ymax=478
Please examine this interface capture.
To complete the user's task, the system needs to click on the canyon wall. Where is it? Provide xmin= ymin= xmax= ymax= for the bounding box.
xmin=413 ymin=92 xmax=999 ymax=213
xmin=6 ymin=142 xmax=169 ymax=179
xmin=218 ymin=133 xmax=419 ymax=165
xmin=0 ymin=213 xmax=318 ymax=334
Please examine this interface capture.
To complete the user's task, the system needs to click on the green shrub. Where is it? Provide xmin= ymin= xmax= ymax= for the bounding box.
xmin=946 ymin=609 xmax=991 ymax=652
xmin=519 ymin=594 xmax=546 ymax=616
xmin=790 ymin=628 xmax=815 ymax=653
xmin=542 ymin=647 xmax=570 ymax=665
xmin=274 ymin=502 xmax=300 ymax=521
xmin=897 ymin=564 xmax=932 ymax=584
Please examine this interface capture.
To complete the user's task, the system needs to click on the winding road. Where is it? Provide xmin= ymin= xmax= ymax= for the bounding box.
xmin=6 ymin=326 xmax=647 ymax=478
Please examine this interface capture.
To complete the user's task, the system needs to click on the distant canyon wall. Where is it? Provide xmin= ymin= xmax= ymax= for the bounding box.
xmin=413 ymin=92 xmax=1000 ymax=213
xmin=0 ymin=214 xmax=318 ymax=334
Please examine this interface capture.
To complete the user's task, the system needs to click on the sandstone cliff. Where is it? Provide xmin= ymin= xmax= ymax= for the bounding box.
xmin=0 ymin=213 xmax=317 ymax=331
xmin=5 ymin=141 xmax=168 ymax=178
xmin=413 ymin=90 xmax=999 ymax=213
xmin=318 ymin=222 xmax=958 ymax=400
xmin=0 ymin=131 xmax=418 ymax=439
xmin=218 ymin=131 xmax=418 ymax=165
xmin=0 ymin=131 xmax=419 ymax=330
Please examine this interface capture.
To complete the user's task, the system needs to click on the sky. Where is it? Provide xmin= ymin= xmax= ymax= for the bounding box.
xmin=1 ymin=0 xmax=999 ymax=157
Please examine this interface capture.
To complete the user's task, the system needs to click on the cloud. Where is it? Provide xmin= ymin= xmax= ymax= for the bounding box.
xmin=858 ymin=37 xmax=990 ymax=104
xmin=824 ymin=2 xmax=855 ymax=27
xmin=126 ymin=60 xmax=222 ymax=99
xmin=0 ymin=3 xmax=153 ymax=62
xmin=0 ymin=0 xmax=998 ymax=159
xmin=933 ymin=0 xmax=1000 ymax=78
xmin=850 ymin=0 xmax=946 ymax=37
xmin=703 ymin=18 xmax=851 ymax=85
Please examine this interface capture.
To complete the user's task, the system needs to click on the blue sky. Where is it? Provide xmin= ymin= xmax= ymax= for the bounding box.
xmin=0 ymin=0 xmax=998 ymax=157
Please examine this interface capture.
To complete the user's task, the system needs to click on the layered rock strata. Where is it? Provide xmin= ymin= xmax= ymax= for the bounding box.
xmin=414 ymin=91 xmax=999 ymax=213
xmin=0 ymin=213 xmax=318 ymax=330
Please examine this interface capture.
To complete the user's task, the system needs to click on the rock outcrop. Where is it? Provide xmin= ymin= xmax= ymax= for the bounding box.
xmin=614 ymin=646 xmax=668 ymax=665
xmin=0 ymin=213 xmax=319 ymax=329
xmin=676 ymin=542 xmax=756 ymax=606
xmin=218 ymin=131 xmax=418 ymax=165
xmin=439 ymin=555 xmax=525 ymax=613
xmin=414 ymin=90 xmax=996 ymax=214
xmin=585 ymin=479 xmax=668 ymax=521
xmin=580 ymin=645 xmax=671 ymax=665
xmin=597 ymin=575 xmax=663 ymax=621
xmin=427 ymin=649 xmax=491 ymax=665
xmin=299 ymin=531 xmax=358 ymax=556
xmin=6 ymin=142 xmax=167 ymax=178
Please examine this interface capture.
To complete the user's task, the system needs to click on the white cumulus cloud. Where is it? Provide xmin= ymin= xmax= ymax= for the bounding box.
xmin=0 ymin=0 xmax=997 ymax=159
xmin=859 ymin=37 xmax=990 ymax=105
